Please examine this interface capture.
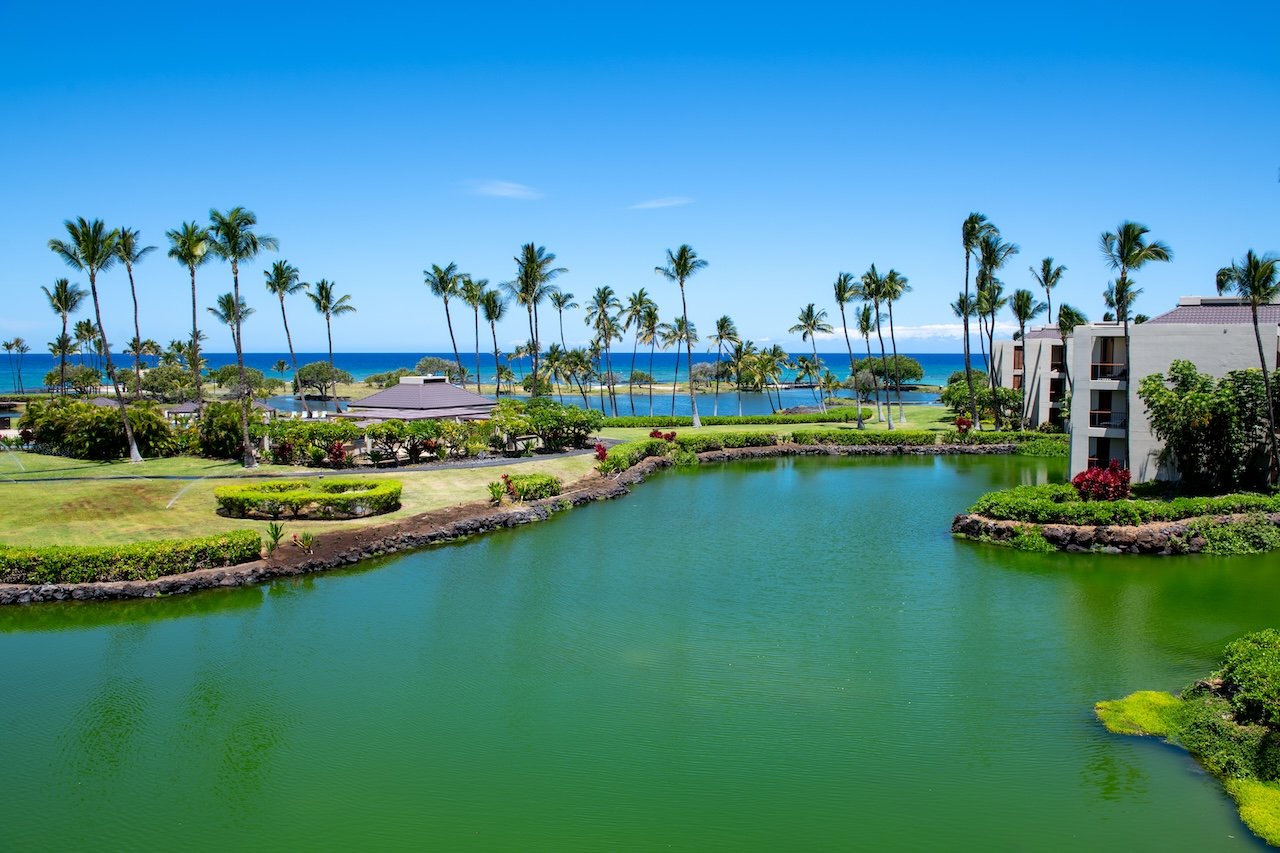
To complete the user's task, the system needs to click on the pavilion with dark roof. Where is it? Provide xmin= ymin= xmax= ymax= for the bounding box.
xmin=336 ymin=375 xmax=495 ymax=424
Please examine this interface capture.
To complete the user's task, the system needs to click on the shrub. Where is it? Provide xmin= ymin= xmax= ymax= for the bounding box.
xmin=258 ymin=418 xmax=361 ymax=465
xmin=1015 ymin=437 xmax=1069 ymax=458
xmin=200 ymin=401 xmax=265 ymax=459
xmin=790 ymin=429 xmax=937 ymax=446
xmin=673 ymin=432 xmax=780 ymax=452
xmin=601 ymin=409 xmax=870 ymax=428
xmin=597 ymin=438 xmax=671 ymax=475
xmin=1190 ymin=515 xmax=1280 ymax=556
xmin=1010 ymin=527 xmax=1056 ymax=552
xmin=214 ymin=479 xmax=402 ymax=519
xmin=0 ymin=530 xmax=262 ymax=584
xmin=524 ymin=398 xmax=604 ymax=451
xmin=19 ymin=397 xmax=181 ymax=460
xmin=941 ymin=429 xmax=1046 ymax=445
xmin=1217 ymin=629 xmax=1280 ymax=728
xmin=969 ymin=485 xmax=1280 ymax=527
xmin=1174 ymin=694 xmax=1270 ymax=779
xmin=499 ymin=473 xmax=562 ymax=501
xmin=1073 ymin=460 xmax=1132 ymax=501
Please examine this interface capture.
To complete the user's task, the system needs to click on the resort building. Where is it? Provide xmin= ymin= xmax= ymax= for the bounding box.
xmin=991 ymin=326 xmax=1068 ymax=430
xmin=336 ymin=375 xmax=495 ymax=425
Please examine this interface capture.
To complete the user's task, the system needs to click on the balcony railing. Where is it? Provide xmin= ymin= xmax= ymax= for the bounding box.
xmin=1091 ymin=362 xmax=1127 ymax=380
xmin=1089 ymin=410 xmax=1128 ymax=429
xmin=1087 ymin=456 xmax=1129 ymax=469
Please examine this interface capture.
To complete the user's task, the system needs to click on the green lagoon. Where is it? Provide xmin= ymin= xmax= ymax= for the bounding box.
xmin=4 ymin=455 xmax=1279 ymax=850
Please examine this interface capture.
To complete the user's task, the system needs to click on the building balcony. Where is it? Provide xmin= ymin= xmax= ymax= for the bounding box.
xmin=1089 ymin=410 xmax=1128 ymax=429
xmin=1090 ymin=362 xmax=1127 ymax=380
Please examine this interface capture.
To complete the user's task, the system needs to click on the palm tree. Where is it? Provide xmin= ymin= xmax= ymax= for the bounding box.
xmin=505 ymin=244 xmax=567 ymax=396
xmin=950 ymin=293 xmax=978 ymax=422
xmin=709 ymin=315 xmax=739 ymax=416
xmin=756 ymin=345 xmax=789 ymax=413
xmin=12 ymin=339 xmax=28 ymax=394
xmin=48 ymin=218 xmax=142 ymax=462
xmin=424 ymin=263 xmax=465 ymax=381
xmin=962 ymin=214 xmax=998 ymax=430
xmin=1030 ymin=257 xmax=1066 ymax=324
xmin=833 ymin=271 xmax=859 ymax=379
xmin=460 ymin=276 xmax=489 ymax=394
xmin=1100 ymin=221 xmax=1172 ymax=466
xmin=856 ymin=303 xmax=881 ymax=425
xmin=638 ymin=304 xmax=660 ymax=416
xmin=2 ymin=340 xmax=13 ymax=393
xmin=166 ymin=222 xmax=212 ymax=408
xmin=208 ymin=293 xmax=253 ymax=352
xmin=880 ymin=270 xmax=911 ymax=423
xmin=74 ymin=319 xmax=97 ymax=370
xmin=564 ymin=347 xmax=593 ymax=407
xmin=655 ymin=245 xmax=708 ymax=427
xmin=549 ymin=289 xmax=578 ymax=349
xmin=978 ymin=232 xmax=1019 ymax=427
xmin=860 ymin=265 xmax=893 ymax=429
xmin=209 ymin=207 xmax=277 ymax=468
xmin=1056 ymin=303 xmax=1087 ymax=387
xmin=264 ymin=260 xmax=312 ymax=416
xmin=622 ymin=289 xmax=656 ymax=415
xmin=584 ymin=286 xmax=623 ymax=415
xmin=728 ymin=339 xmax=758 ymax=416
xmin=1217 ymin=250 xmax=1280 ymax=483
xmin=115 ymin=228 xmax=156 ymax=398
xmin=1010 ymin=288 xmax=1048 ymax=427
xmin=789 ymin=304 xmax=833 ymax=412
xmin=307 ymin=279 xmax=356 ymax=410
xmin=482 ymin=289 xmax=507 ymax=394
xmin=544 ymin=343 xmax=567 ymax=403
xmin=40 ymin=278 xmax=85 ymax=395
xmin=273 ymin=359 xmax=289 ymax=383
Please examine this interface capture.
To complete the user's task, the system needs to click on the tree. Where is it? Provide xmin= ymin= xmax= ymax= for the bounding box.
xmin=584 ymin=286 xmax=623 ymax=415
xmin=208 ymin=292 xmax=253 ymax=352
xmin=1030 ymin=257 xmax=1066 ymax=325
xmin=115 ymin=228 xmax=156 ymax=398
xmin=860 ymin=265 xmax=893 ymax=428
xmin=622 ymin=289 xmax=656 ymax=415
xmin=461 ymin=276 xmax=490 ymax=394
xmin=209 ymin=207 xmax=278 ymax=468
xmin=833 ymin=271 xmax=859 ymax=377
xmin=505 ymin=244 xmax=567 ymax=397
xmin=272 ymin=359 xmax=289 ymax=382
xmin=659 ymin=317 xmax=698 ymax=415
xmin=74 ymin=319 xmax=98 ymax=371
xmin=2 ymin=340 xmax=14 ymax=393
xmin=40 ymin=277 xmax=85 ymax=395
xmin=424 ymin=263 xmax=465 ymax=382
xmin=48 ymin=218 xmax=142 ymax=462
xmin=1010 ymin=288 xmax=1047 ymax=426
xmin=307 ymin=279 xmax=355 ymax=410
xmin=549 ymin=289 xmax=578 ymax=349
xmin=789 ymin=303 xmax=833 ymax=412
xmin=856 ymin=303 xmax=881 ymax=426
xmin=728 ymin=339 xmax=757 ymax=416
xmin=1055 ymin=304 xmax=1087 ymax=387
xmin=1100 ymin=220 xmax=1172 ymax=467
xmin=264 ymin=260 xmax=311 ymax=416
xmin=12 ymin=339 xmax=27 ymax=395
xmin=638 ymin=304 xmax=660 ymax=416
xmin=482 ymin=289 xmax=508 ymax=395
xmin=295 ymin=361 xmax=354 ymax=397
xmin=655 ymin=244 xmax=708 ymax=427
xmin=962 ymin=214 xmax=998 ymax=432
xmin=882 ymin=270 xmax=911 ymax=422
xmin=1216 ymin=250 xmax=1280 ymax=484
xmin=166 ymin=222 xmax=212 ymax=409
xmin=709 ymin=315 xmax=739 ymax=416
xmin=978 ymin=232 xmax=1019 ymax=427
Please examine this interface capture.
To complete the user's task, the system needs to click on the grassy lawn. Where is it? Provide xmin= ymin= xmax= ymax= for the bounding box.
xmin=597 ymin=404 xmax=953 ymax=442
xmin=0 ymin=452 xmax=281 ymax=482
xmin=0 ymin=453 xmax=596 ymax=547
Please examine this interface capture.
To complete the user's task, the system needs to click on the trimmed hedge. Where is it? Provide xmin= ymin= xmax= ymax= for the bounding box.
xmin=598 ymin=438 xmax=671 ymax=475
xmin=1014 ymin=437 xmax=1070 ymax=458
xmin=0 ymin=530 xmax=262 ymax=584
xmin=673 ymin=432 xmax=781 ymax=453
xmin=969 ymin=483 xmax=1280 ymax=526
xmin=942 ymin=430 xmax=1050 ymax=445
xmin=215 ymin=478 xmax=403 ymax=519
xmin=601 ymin=409 xmax=871 ymax=428
xmin=790 ymin=429 xmax=939 ymax=446
xmin=502 ymin=473 xmax=562 ymax=501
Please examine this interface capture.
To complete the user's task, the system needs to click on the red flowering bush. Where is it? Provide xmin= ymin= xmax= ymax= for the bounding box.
xmin=1072 ymin=460 xmax=1131 ymax=502
xmin=954 ymin=416 xmax=972 ymax=435
xmin=648 ymin=429 xmax=677 ymax=442
xmin=326 ymin=440 xmax=347 ymax=467
xmin=594 ymin=441 xmax=608 ymax=461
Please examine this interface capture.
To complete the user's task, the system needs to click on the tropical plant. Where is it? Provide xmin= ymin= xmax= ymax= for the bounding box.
xmin=789 ymin=303 xmax=833 ymax=412
xmin=48 ymin=218 xmax=142 ymax=462
xmin=166 ymin=221 xmax=212 ymax=408
xmin=481 ymin=289 xmax=508 ymax=393
xmin=978 ymin=231 xmax=1018 ymax=427
xmin=728 ymin=339 xmax=758 ymax=417
xmin=505 ymin=243 xmax=567 ymax=396
xmin=307 ymin=279 xmax=355 ymax=410
xmin=856 ymin=302 xmax=881 ymax=426
xmin=115 ymin=227 xmax=156 ymax=398
xmin=1055 ymin=304 xmax=1087 ymax=386
xmin=424 ymin=262 xmax=465 ymax=381
xmin=622 ymin=289 xmax=657 ymax=415
xmin=209 ymin=207 xmax=278 ymax=468
xmin=638 ymin=304 xmax=660 ymax=416
xmin=208 ymin=293 xmax=253 ymax=353
xmin=881 ymin=269 xmax=911 ymax=422
xmin=40 ymin=278 xmax=85 ymax=395
xmin=264 ymin=260 xmax=312 ymax=416
xmin=860 ymin=264 xmax=893 ymax=428
xmin=655 ymin=244 xmax=708 ymax=427
xmin=460 ymin=275 xmax=490 ymax=394
xmin=549 ymin=288 xmax=578 ymax=349
xmin=73 ymin=318 xmax=98 ymax=371
xmin=1216 ymin=250 xmax=1280 ymax=483
xmin=1010 ymin=288 xmax=1048 ymax=426
xmin=1030 ymin=257 xmax=1066 ymax=324
xmin=585 ymin=286 xmax=623 ymax=415
xmin=708 ymin=314 xmax=739 ymax=416
xmin=962 ymin=214 xmax=998 ymax=431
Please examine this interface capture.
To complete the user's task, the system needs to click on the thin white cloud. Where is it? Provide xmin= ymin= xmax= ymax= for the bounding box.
xmin=628 ymin=196 xmax=694 ymax=210
xmin=815 ymin=322 xmax=1020 ymax=343
xmin=467 ymin=180 xmax=543 ymax=200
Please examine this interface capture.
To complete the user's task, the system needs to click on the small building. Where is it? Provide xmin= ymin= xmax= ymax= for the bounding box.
xmin=162 ymin=400 xmax=278 ymax=424
xmin=335 ymin=375 xmax=496 ymax=424
xmin=992 ymin=326 xmax=1069 ymax=430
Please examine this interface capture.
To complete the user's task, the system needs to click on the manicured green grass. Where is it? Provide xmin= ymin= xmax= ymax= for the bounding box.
xmin=0 ymin=451 xmax=270 ymax=481
xmin=597 ymin=404 xmax=953 ymax=443
xmin=1225 ymin=779 xmax=1280 ymax=847
xmin=1095 ymin=691 xmax=1179 ymax=736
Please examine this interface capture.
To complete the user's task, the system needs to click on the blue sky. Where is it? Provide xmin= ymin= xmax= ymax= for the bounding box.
xmin=2 ymin=2 xmax=1277 ymax=354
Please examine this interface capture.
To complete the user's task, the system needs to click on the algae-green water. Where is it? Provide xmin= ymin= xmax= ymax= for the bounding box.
xmin=3 ymin=455 xmax=1278 ymax=850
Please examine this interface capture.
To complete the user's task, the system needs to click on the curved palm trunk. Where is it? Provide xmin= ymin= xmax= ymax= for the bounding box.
xmin=986 ymin=309 xmax=1001 ymax=430
xmin=1017 ymin=321 xmax=1029 ymax=428
xmin=441 ymin=298 xmax=461 ymax=384
xmin=188 ymin=264 xmax=204 ymax=412
xmin=963 ymin=252 xmax=979 ymax=431
xmin=88 ymin=270 xmax=142 ymax=463
xmin=678 ymin=283 xmax=701 ymax=428
xmin=278 ymin=296 xmax=311 ymax=416
xmin=839 ymin=304 xmax=861 ymax=428
xmin=489 ymin=321 xmax=502 ymax=397
xmin=525 ymin=306 xmax=538 ymax=395
xmin=628 ymin=332 xmax=639 ymax=416
xmin=230 ymin=260 xmax=255 ymax=468
xmin=1251 ymin=304 xmax=1280 ymax=485
xmin=671 ymin=346 xmax=680 ymax=416
xmin=873 ymin=301 xmax=893 ymax=430
xmin=126 ymin=262 xmax=143 ymax=400
xmin=532 ymin=307 xmax=543 ymax=395
xmin=737 ymin=368 xmax=743 ymax=417
xmin=864 ymin=335 xmax=882 ymax=425
xmin=810 ymin=338 xmax=826 ymax=413
xmin=648 ymin=339 xmax=656 ymax=416
xmin=713 ymin=344 xmax=723 ymax=417
xmin=473 ymin=308 xmax=483 ymax=395
xmin=887 ymin=302 xmax=904 ymax=423
xmin=326 ymin=317 xmax=341 ymax=412
xmin=59 ymin=314 xmax=69 ymax=395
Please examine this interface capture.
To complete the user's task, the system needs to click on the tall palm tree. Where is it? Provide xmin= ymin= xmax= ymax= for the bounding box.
xmin=883 ymin=271 xmax=912 ymax=423
xmin=962 ymin=214 xmax=998 ymax=430
xmin=1011 ymin=288 xmax=1048 ymax=427
xmin=40 ymin=277 xmax=85 ymax=395
xmin=655 ymin=245 xmax=708 ymax=427
xmin=856 ymin=303 xmax=881 ymax=425
xmin=166 ymin=222 xmax=212 ymax=408
xmin=505 ymin=244 xmax=567 ymax=396
xmin=209 ymin=207 xmax=277 ymax=468
xmin=115 ymin=228 xmax=156 ymax=398
xmin=544 ymin=343 xmax=567 ymax=403
xmin=950 ymin=293 xmax=978 ymax=422
xmin=1100 ymin=221 xmax=1172 ymax=466
xmin=709 ymin=315 xmax=739 ymax=416
xmin=756 ymin=345 xmax=789 ymax=413
xmin=728 ymin=339 xmax=758 ymax=416
xmin=584 ymin=286 xmax=623 ymax=415
xmin=833 ymin=271 xmax=859 ymax=379
xmin=549 ymin=289 xmax=578 ymax=349
xmin=460 ymin=276 xmax=489 ymax=394
xmin=622 ymin=288 xmax=656 ymax=415
xmin=482 ymin=289 xmax=507 ymax=394
xmin=48 ymin=218 xmax=142 ymax=462
xmin=638 ymin=304 xmax=660 ymax=416
xmin=978 ymin=232 xmax=1019 ymax=427
xmin=208 ymin=293 xmax=253 ymax=352
xmin=1055 ymin=303 xmax=1087 ymax=387
xmin=264 ymin=260 xmax=311 ymax=416
xmin=1216 ymin=250 xmax=1280 ymax=483
xmin=1 ymin=340 xmax=14 ymax=393
xmin=1030 ymin=257 xmax=1066 ymax=324
xmin=424 ymin=263 xmax=465 ymax=381
xmin=12 ymin=339 xmax=28 ymax=394
xmin=307 ymin=279 xmax=355 ymax=410
xmin=789 ymin=304 xmax=833 ymax=412
xmin=564 ymin=347 xmax=593 ymax=407
xmin=74 ymin=319 xmax=98 ymax=370
xmin=860 ymin=265 xmax=893 ymax=429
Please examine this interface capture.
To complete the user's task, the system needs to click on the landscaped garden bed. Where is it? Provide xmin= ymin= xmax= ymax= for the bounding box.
xmin=214 ymin=478 xmax=403 ymax=519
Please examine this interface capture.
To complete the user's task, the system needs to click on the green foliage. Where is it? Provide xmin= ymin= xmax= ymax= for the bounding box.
xmin=1095 ymin=691 xmax=1180 ymax=736
xmin=500 ymin=473 xmax=562 ymax=501
xmin=942 ymin=429 xmax=1052 ymax=445
xmin=122 ymin=364 xmax=198 ymax=402
xmin=365 ymin=367 xmax=411 ymax=388
xmin=0 ymin=530 xmax=262 ymax=584
xmin=414 ymin=356 xmax=461 ymax=379
xmin=946 ymin=368 xmax=989 ymax=387
xmin=214 ymin=479 xmax=402 ymax=519
xmin=940 ymin=380 xmax=1022 ymax=423
xmin=264 ymin=521 xmax=286 ymax=554
xmin=1218 ymin=630 xmax=1280 ymax=728
xmin=523 ymin=398 xmax=604 ymax=451
xmin=19 ymin=397 xmax=180 ymax=460
xmin=1010 ymin=527 xmax=1056 ymax=552
xmin=601 ymin=409 xmax=870 ymax=428
xmin=259 ymin=418 xmax=361 ymax=465
xmin=597 ymin=438 xmax=671 ymax=475
xmin=673 ymin=432 xmax=780 ymax=452
xmin=295 ymin=361 xmax=354 ymax=396
xmin=521 ymin=374 xmax=553 ymax=395
xmin=790 ymin=429 xmax=938 ymax=446
xmin=970 ymin=483 xmax=1280 ymax=527
xmin=1173 ymin=693 xmax=1272 ymax=780
xmin=207 ymin=365 xmax=281 ymax=397
xmin=487 ymin=481 xmax=506 ymax=505
xmin=1014 ymin=437 xmax=1070 ymax=457
xmin=199 ymin=401 xmax=265 ymax=459
xmin=853 ymin=354 xmax=924 ymax=383
xmin=1188 ymin=515 xmax=1280 ymax=555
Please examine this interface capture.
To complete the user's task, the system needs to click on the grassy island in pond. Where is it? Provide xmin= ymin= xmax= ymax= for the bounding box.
xmin=1097 ymin=630 xmax=1280 ymax=847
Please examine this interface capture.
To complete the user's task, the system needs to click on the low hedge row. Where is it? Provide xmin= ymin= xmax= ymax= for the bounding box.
xmin=941 ymin=430 xmax=1054 ymax=445
xmin=673 ymin=432 xmax=781 ymax=452
xmin=504 ymin=473 xmax=562 ymax=501
xmin=790 ymin=429 xmax=938 ymax=446
xmin=601 ymin=409 xmax=871 ymax=428
xmin=969 ymin=484 xmax=1280 ymax=526
xmin=0 ymin=530 xmax=263 ymax=584
xmin=1014 ymin=437 xmax=1070 ymax=458
xmin=214 ymin=478 xmax=403 ymax=519
xmin=597 ymin=438 xmax=671 ymax=475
